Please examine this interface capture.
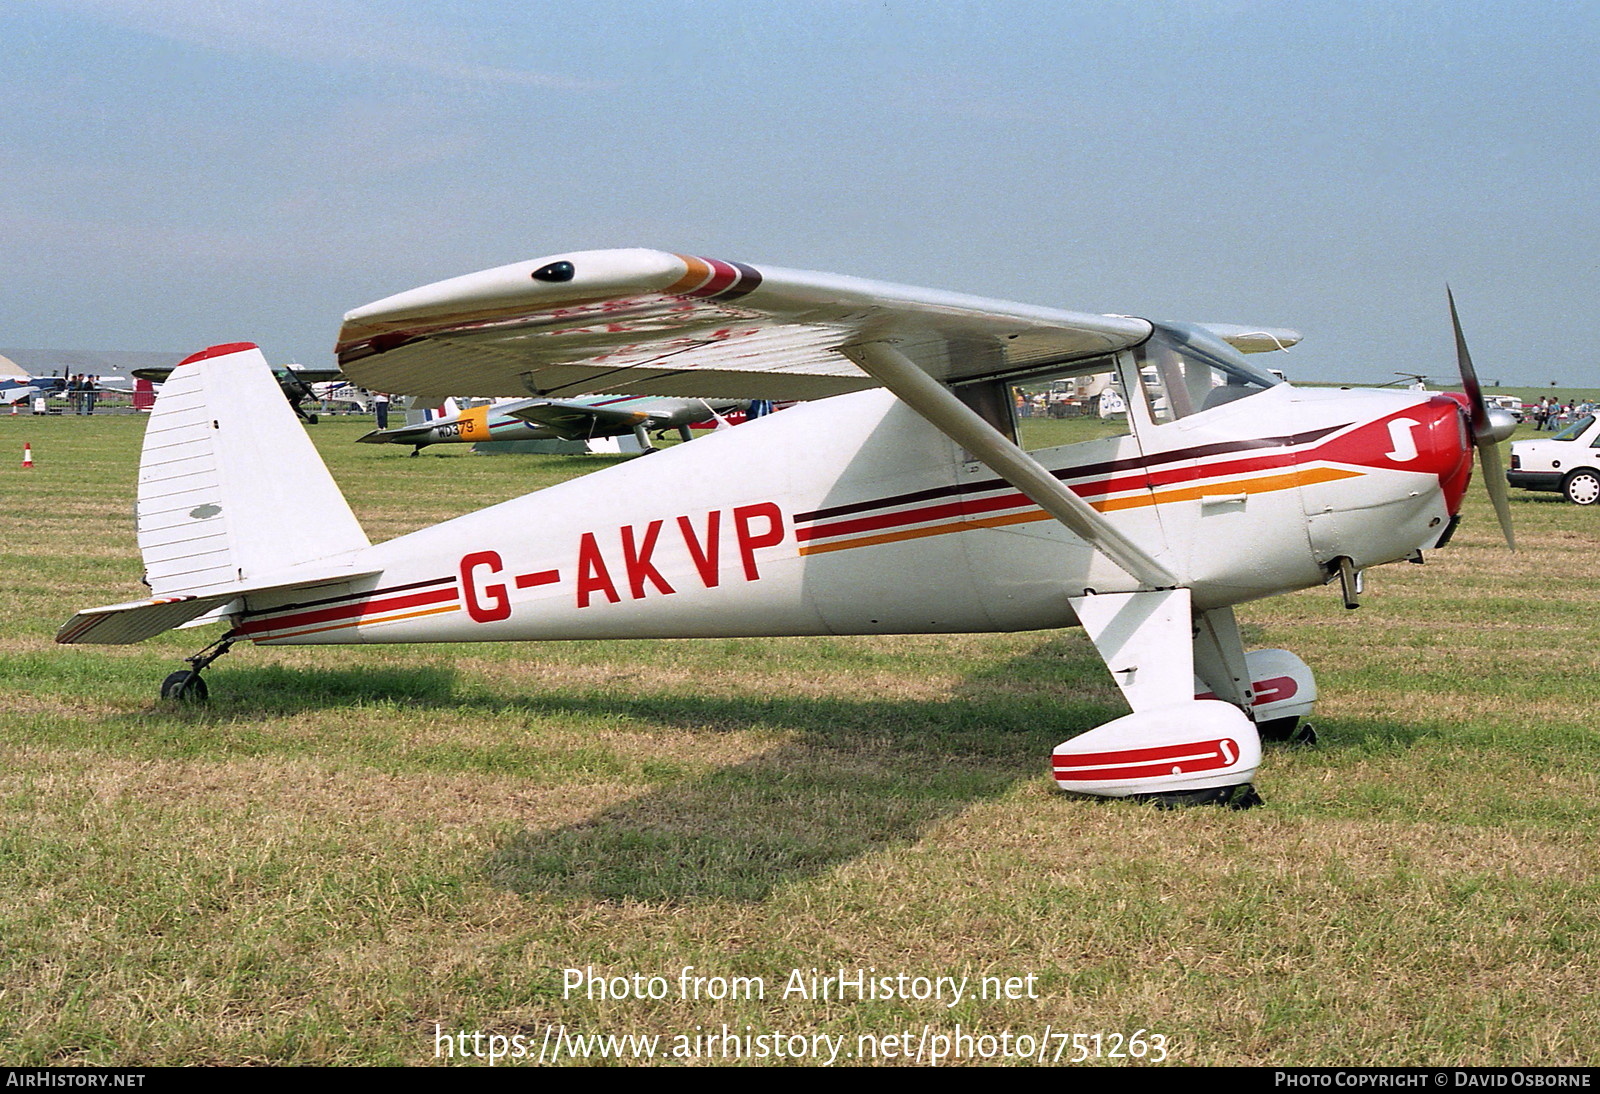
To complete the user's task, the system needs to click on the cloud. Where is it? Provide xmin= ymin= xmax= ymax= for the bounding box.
xmin=34 ymin=0 xmax=603 ymax=90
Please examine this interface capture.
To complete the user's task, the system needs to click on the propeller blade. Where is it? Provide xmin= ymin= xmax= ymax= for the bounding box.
xmin=1448 ymin=287 xmax=1516 ymax=550
xmin=1476 ymin=439 xmax=1517 ymax=551
xmin=1448 ymin=287 xmax=1489 ymax=437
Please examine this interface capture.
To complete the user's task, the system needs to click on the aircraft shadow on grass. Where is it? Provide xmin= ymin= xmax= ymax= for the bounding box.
xmin=130 ymin=636 xmax=1115 ymax=904
xmin=482 ymin=634 xmax=1117 ymax=905
xmin=125 ymin=634 xmax=1432 ymax=906
xmin=478 ymin=702 xmax=1431 ymax=904
xmin=489 ymin=725 xmax=1082 ymax=904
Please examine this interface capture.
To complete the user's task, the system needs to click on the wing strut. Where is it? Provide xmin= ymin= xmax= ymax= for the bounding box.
xmin=842 ymin=341 xmax=1177 ymax=589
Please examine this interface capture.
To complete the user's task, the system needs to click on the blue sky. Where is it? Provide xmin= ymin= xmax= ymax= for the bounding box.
xmin=4 ymin=1 xmax=1597 ymax=387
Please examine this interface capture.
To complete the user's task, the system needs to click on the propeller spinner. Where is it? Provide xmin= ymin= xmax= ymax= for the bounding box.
xmin=1448 ymin=287 xmax=1517 ymax=550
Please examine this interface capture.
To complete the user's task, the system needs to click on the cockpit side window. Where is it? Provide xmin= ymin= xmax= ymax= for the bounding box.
xmin=1133 ymin=322 xmax=1281 ymax=424
xmin=1004 ymin=355 xmax=1133 ymax=453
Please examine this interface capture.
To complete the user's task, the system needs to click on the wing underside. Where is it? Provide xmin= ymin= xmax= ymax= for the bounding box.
xmin=336 ymin=249 xmax=1156 ymax=401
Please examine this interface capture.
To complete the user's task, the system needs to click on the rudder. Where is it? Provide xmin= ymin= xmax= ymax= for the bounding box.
xmin=136 ymin=343 xmax=370 ymax=597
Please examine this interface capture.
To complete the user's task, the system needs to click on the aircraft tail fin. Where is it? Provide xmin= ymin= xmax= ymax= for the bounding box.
xmin=404 ymin=395 xmax=456 ymax=427
xmin=135 ymin=342 xmax=370 ymax=599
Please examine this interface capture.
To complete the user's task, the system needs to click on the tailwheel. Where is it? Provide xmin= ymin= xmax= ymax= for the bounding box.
xmin=158 ymin=631 xmax=240 ymax=703
xmin=160 ymin=670 xmax=209 ymax=703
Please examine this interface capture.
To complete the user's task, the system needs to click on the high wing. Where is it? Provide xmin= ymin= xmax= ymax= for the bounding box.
xmin=335 ymin=249 xmax=1165 ymax=402
xmin=336 ymin=249 xmax=1299 ymax=589
xmin=132 ymin=365 xmax=345 ymax=385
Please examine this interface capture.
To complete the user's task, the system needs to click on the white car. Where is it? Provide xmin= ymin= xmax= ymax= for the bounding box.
xmin=1485 ymin=394 xmax=1526 ymax=423
xmin=1508 ymin=414 xmax=1600 ymax=504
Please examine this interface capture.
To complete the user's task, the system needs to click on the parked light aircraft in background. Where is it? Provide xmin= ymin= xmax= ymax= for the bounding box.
xmin=1 ymin=375 xmax=65 ymax=405
xmin=3 ymin=373 xmax=140 ymax=406
xmin=134 ymin=362 xmax=344 ymax=423
xmin=358 ymin=392 xmax=748 ymax=454
xmin=56 ymin=250 xmax=1514 ymax=807
xmin=309 ymin=380 xmax=374 ymax=415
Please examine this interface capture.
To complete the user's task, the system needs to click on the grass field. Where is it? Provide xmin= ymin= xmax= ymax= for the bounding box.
xmin=1 ymin=411 xmax=1597 ymax=1067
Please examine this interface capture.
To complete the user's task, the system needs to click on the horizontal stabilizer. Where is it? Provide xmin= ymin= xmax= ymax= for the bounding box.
xmin=57 ymin=568 xmax=382 ymax=644
xmin=357 ymin=424 xmax=432 ymax=444
xmin=57 ymin=595 xmax=238 ymax=645
xmin=1196 ymin=324 xmax=1302 ymax=353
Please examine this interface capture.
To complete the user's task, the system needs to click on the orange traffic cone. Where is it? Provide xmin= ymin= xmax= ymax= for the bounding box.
xmin=22 ymin=442 xmax=33 ymax=469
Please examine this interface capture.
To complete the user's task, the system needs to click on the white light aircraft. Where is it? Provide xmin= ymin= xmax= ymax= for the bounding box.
xmin=135 ymin=361 xmax=344 ymax=422
xmin=1 ymin=375 xmax=63 ymax=405
xmin=56 ymin=251 xmax=1515 ymax=807
xmin=309 ymin=379 xmax=375 ymax=415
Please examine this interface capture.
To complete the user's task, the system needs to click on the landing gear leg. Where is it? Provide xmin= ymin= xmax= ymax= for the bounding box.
xmin=160 ymin=630 xmax=240 ymax=703
xmin=1055 ymin=589 xmax=1263 ymax=807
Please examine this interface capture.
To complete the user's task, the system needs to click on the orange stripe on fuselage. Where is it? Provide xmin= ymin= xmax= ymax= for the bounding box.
xmin=799 ymin=508 xmax=1052 ymax=555
xmin=1096 ymin=465 xmax=1360 ymax=511
xmin=796 ymin=465 xmax=1363 ymax=556
xmin=250 ymin=604 xmax=461 ymax=643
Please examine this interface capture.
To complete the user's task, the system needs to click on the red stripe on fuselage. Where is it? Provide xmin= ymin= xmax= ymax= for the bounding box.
xmin=793 ymin=425 xmax=1348 ymax=528
xmin=240 ymin=586 xmax=458 ymax=635
xmin=795 ymin=446 xmax=1314 ymax=543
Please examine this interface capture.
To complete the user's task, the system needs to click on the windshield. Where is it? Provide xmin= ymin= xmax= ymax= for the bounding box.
xmin=1133 ymin=322 xmax=1283 ymax=423
xmin=1552 ymin=415 xmax=1595 ymax=442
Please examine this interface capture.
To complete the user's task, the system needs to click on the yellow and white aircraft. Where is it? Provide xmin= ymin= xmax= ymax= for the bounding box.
xmin=56 ymin=250 xmax=1514 ymax=807
xmin=357 ymin=392 xmax=748 ymax=454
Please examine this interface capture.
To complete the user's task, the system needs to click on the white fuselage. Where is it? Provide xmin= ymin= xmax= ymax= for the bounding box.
xmin=236 ymin=368 xmax=1470 ymax=647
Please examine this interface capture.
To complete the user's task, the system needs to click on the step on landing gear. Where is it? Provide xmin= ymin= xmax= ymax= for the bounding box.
xmin=160 ymin=631 xmax=239 ymax=703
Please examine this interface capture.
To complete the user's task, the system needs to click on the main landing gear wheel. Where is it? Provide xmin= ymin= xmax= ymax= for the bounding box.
xmin=1259 ymin=716 xmax=1318 ymax=746
xmin=1563 ymin=470 xmax=1600 ymax=506
xmin=160 ymin=670 xmax=208 ymax=702
xmin=1129 ymin=783 xmax=1263 ymax=810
